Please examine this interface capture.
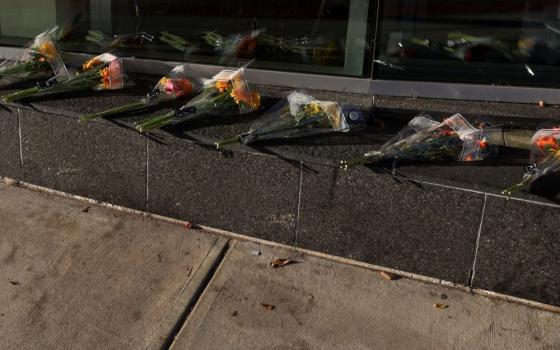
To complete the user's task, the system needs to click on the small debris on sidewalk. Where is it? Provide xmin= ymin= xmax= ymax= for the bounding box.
xmin=434 ymin=303 xmax=449 ymax=310
xmin=538 ymin=100 xmax=545 ymax=108
xmin=261 ymin=303 xmax=276 ymax=311
xmin=379 ymin=271 xmax=400 ymax=281
xmin=441 ymin=294 xmax=448 ymax=300
xmin=251 ymin=250 xmax=261 ymax=256
xmin=4 ymin=178 xmax=19 ymax=187
xmin=270 ymin=258 xmax=296 ymax=268
xmin=81 ymin=206 xmax=91 ymax=213
xmin=184 ymin=222 xmax=192 ymax=230
xmin=9 ymin=280 xmax=21 ymax=286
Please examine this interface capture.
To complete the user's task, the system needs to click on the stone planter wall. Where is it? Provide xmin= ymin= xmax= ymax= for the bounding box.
xmin=1 ymin=86 xmax=559 ymax=307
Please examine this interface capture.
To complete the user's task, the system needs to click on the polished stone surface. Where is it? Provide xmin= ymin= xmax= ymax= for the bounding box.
xmin=296 ymin=164 xmax=485 ymax=284
xmin=19 ymin=110 xmax=147 ymax=210
xmin=148 ymin=136 xmax=300 ymax=244
xmin=0 ymin=106 xmax=21 ymax=180
xmin=474 ymin=196 xmax=560 ymax=307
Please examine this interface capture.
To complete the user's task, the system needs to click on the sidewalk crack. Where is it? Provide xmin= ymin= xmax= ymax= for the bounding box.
xmin=293 ymin=161 xmax=304 ymax=246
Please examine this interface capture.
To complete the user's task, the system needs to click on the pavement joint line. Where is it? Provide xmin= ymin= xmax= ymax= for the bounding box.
xmin=418 ymin=179 xmax=560 ymax=209
xmin=2 ymin=176 xmax=560 ymax=315
xmin=145 ymin=137 xmax=150 ymax=212
xmin=17 ymin=108 xmax=24 ymax=175
xmin=469 ymin=194 xmax=488 ymax=288
xmin=293 ymin=161 xmax=304 ymax=246
xmin=467 ymin=195 xmax=488 ymax=288
xmin=159 ymin=239 xmax=231 ymax=350
xmin=169 ymin=241 xmax=242 ymax=350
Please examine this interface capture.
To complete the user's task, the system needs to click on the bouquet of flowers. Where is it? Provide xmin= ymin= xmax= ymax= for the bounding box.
xmin=216 ymin=91 xmax=361 ymax=149
xmin=0 ymin=27 xmax=68 ymax=87
xmin=341 ymin=114 xmax=499 ymax=170
xmin=2 ymin=53 xmax=125 ymax=103
xmin=203 ymin=30 xmax=261 ymax=63
xmin=80 ymin=64 xmax=201 ymax=122
xmin=135 ymin=67 xmax=260 ymax=133
xmin=86 ymin=30 xmax=154 ymax=50
xmin=504 ymin=128 xmax=560 ymax=195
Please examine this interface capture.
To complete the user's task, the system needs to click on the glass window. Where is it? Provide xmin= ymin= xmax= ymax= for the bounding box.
xmin=0 ymin=0 xmax=374 ymax=77
xmin=376 ymin=0 xmax=560 ymax=87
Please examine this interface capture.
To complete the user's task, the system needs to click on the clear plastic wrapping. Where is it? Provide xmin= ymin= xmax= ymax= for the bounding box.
xmin=2 ymin=53 xmax=125 ymax=103
xmin=203 ymin=30 xmax=261 ymax=64
xmin=136 ymin=66 xmax=260 ymax=133
xmin=216 ymin=91 xmax=364 ymax=148
xmin=342 ymin=113 xmax=499 ymax=169
xmin=504 ymin=128 xmax=560 ymax=195
xmin=0 ymin=27 xmax=68 ymax=87
xmin=80 ymin=64 xmax=202 ymax=121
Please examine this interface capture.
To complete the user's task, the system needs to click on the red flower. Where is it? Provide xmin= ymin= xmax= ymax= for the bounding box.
xmin=536 ymin=136 xmax=558 ymax=152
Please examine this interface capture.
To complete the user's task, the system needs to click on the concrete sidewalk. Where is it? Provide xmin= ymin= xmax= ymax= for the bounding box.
xmin=1 ymin=181 xmax=559 ymax=349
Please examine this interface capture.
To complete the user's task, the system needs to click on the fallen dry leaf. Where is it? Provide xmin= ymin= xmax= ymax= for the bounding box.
xmin=434 ymin=303 xmax=449 ymax=310
xmin=379 ymin=271 xmax=400 ymax=281
xmin=261 ymin=303 xmax=276 ymax=311
xmin=9 ymin=280 xmax=20 ymax=286
xmin=270 ymin=258 xmax=295 ymax=268
xmin=81 ymin=206 xmax=91 ymax=213
xmin=184 ymin=222 xmax=192 ymax=230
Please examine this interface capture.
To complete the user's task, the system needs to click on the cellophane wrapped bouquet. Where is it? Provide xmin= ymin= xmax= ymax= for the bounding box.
xmin=2 ymin=53 xmax=125 ymax=102
xmin=136 ymin=67 xmax=260 ymax=133
xmin=0 ymin=27 xmax=68 ymax=87
xmin=504 ymin=128 xmax=560 ymax=195
xmin=342 ymin=113 xmax=500 ymax=169
xmin=216 ymin=91 xmax=360 ymax=148
xmin=80 ymin=64 xmax=201 ymax=121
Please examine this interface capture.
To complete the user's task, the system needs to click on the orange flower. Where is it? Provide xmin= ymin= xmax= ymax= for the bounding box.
xmin=82 ymin=58 xmax=103 ymax=71
xmin=101 ymin=67 xmax=111 ymax=89
xmin=536 ymin=136 xmax=558 ymax=152
xmin=440 ymin=129 xmax=455 ymax=137
xmin=478 ymin=139 xmax=489 ymax=149
xmin=231 ymin=86 xmax=260 ymax=110
xmin=38 ymin=41 xmax=57 ymax=59
xmin=216 ymin=80 xmax=230 ymax=93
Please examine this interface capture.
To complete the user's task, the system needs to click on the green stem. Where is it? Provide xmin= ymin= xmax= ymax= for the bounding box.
xmin=2 ymin=86 xmax=41 ymax=102
xmin=80 ymin=100 xmax=146 ymax=122
xmin=136 ymin=111 xmax=175 ymax=133
xmin=215 ymin=136 xmax=241 ymax=149
xmin=502 ymin=174 xmax=535 ymax=197
xmin=340 ymin=152 xmax=383 ymax=170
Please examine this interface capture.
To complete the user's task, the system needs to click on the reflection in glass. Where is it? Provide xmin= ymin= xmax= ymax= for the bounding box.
xmin=376 ymin=0 xmax=560 ymax=87
xmin=0 ymin=0 xmax=373 ymax=77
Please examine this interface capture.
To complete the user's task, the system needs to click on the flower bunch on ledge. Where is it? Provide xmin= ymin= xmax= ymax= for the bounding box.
xmin=341 ymin=114 xmax=500 ymax=170
xmin=0 ymin=27 xmax=68 ymax=87
xmin=504 ymin=128 xmax=560 ymax=195
xmin=80 ymin=64 xmax=201 ymax=122
xmin=216 ymin=91 xmax=362 ymax=149
xmin=135 ymin=66 xmax=260 ymax=133
xmin=2 ymin=54 xmax=125 ymax=103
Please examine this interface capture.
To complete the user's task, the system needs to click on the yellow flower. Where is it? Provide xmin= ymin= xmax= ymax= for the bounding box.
xmin=305 ymin=102 xmax=323 ymax=115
